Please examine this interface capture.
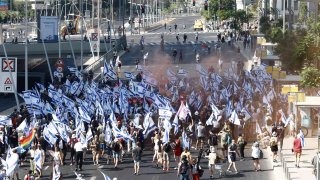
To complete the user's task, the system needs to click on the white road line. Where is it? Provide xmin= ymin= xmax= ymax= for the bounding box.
xmin=90 ymin=176 xmax=97 ymax=180
xmin=44 ymin=166 xmax=49 ymax=170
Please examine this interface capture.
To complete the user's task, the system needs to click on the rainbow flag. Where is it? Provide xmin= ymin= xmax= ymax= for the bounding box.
xmin=19 ymin=128 xmax=36 ymax=149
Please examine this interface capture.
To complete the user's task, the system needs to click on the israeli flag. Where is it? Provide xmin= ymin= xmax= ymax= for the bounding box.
xmin=206 ymin=113 xmax=214 ymax=126
xmin=78 ymin=106 xmax=91 ymax=123
xmin=35 ymin=150 xmax=43 ymax=172
xmin=143 ymin=112 xmax=156 ymax=138
xmin=172 ymin=114 xmax=179 ymax=135
xmin=103 ymin=61 xmax=117 ymax=80
xmin=105 ymin=124 xmax=112 ymax=144
xmin=124 ymin=72 xmax=136 ymax=80
xmin=86 ymin=128 xmax=93 ymax=144
xmin=211 ymin=103 xmax=220 ymax=119
xmin=196 ymin=64 xmax=208 ymax=76
xmin=36 ymin=83 xmax=46 ymax=91
xmin=182 ymin=130 xmax=190 ymax=149
xmin=0 ymin=115 xmax=12 ymax=126
xmin=162 ymin=129 xmax=170 ymax=145
xmin=43 ymin=126 xmax=58 ymax=147
xmin=229 ymin=110 xmax=241 ymax=126
xmin=112 ymin=125 xmax=133 ymax=141
xmin=299 ymin=129 xmax=305 ymax=147
xmin=4 ymin=150 xmax=19 ymax=177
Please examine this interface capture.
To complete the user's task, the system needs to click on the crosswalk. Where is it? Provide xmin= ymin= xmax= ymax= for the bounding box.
xmin=130 ymin=40 xmax=216 ymax=46
xmin=130 ymin=30 xmax=219 ymax=36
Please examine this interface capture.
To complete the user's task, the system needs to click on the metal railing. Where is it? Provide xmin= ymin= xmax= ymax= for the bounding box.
xmin=84 ymin=36 xmax=126 ymax=73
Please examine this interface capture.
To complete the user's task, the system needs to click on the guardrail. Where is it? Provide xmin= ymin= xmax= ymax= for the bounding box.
xmin=84 ymin=36 xmax=127 ymax=73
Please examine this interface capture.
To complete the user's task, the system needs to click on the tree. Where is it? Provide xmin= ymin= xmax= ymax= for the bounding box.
xmin=300 ymin=66 xmax=320 ymax=88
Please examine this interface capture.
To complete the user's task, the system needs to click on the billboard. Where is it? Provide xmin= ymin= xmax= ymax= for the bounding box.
xmin=0 ymin=57 xmax=17 ymax=93
xmin=40 ymin=16 xmax=58 ymax=42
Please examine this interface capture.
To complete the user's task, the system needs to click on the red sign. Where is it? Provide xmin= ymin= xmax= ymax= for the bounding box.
xmin=2 ymin=59 xmax=15 ymax=72
xmin=4 ymin=77 xmax=12 ymax=84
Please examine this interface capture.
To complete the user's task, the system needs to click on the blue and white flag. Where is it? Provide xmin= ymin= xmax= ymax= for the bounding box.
xmin=0 ymin=115 xmax=12 ymax=126
xmin=162 ymin=129 xmax=170 ymax=145
xmin=299 ymin=129 xmax=305 ymax=147
xmin=99 ymin=169 xmax=112 ymax=180
xmin=229 ymin=110 xmax=241 ymax=126
xmin=78 ymin=106 xmax=91 ymax=123
xmin=103 ymin=62 xmax=117 ymax=79
xmin=35 ymin=150 xmax=43 ymax=172
xmin=182 ymin=130 xmax=190 ymax=149
xmin=211 ymin=103 xmax=220 ymax=119
xmin=172 ymin=114 xmax=179 ymax=135
xmin=43 ymin=126 xmax=58 ymax=147
xmin=124 ymin=72 xmax=136 ymax=80
xmin=143 ymin=112 xmax=156 ymax=138
xmin=105 ymin=124 xmax=112 ymax=144
xmin=86 ymin=128 xmax=93 ymax=144
xmin=242 ymin=108 xmax=252 ymax=121
xmin=112 ymin=125 xmax=133 ymax=141
xmin=5 ymin=150 xmax=19 ymax=177
xmin=108 ymin=111 xmax=117 ymax=127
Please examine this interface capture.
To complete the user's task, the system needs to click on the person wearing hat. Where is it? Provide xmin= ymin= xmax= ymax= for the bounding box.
xmin=206 ymin=146 xmax=217 ymax=178
xmin=270 ymin=132 xmax=278 ymax=162
xmin=196 ymin=121 xmax=205 ymax=150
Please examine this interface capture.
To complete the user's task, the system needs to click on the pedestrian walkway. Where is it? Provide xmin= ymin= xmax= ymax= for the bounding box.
xmin=233 ymin=40 xmax=255 ymax=70
xmin=270 ymin=136 xmax=316 ymax=180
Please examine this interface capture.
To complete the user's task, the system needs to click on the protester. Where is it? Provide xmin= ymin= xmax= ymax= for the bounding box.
xmin=74 ymin=139 xmax=84 ymax=171
xmin=206 ymin=146 xmax=217 ymax=179
xmin=270 ymin=132 xmax=278 ymax=162
xmin=227 ymin=140 xmax=239 ymax=173
xmin=132 ymin=142 xmax=143 ymax=175
xmin=293 ymin=134 xmax=302 ymax=168
xmin=191 ymin=158 xmax=201 ymax=180
xmin=174 ymin=139 xmax=182 ymax=169
xmin=112 ymin=138 xmax=122 ymax=168
xmin=177 ymin=155 xmax=191 ymax=180
xmin=162 ymin=142 xmax=171 ymax=171
xmin=251 ymin=141 xmax=261 ymax=171
xmin=237 ymin=134 xmax=246 ymax=160
xmin=195 ymin=122 xmax=205 ymax=150
xmin=181 ymin=147 xmax=192 ymax=164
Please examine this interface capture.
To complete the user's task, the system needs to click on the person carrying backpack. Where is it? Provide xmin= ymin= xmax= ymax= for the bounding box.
xmin=162 ymin=142 xmax=171 ymax=171
xmin=112 ymin=139 xmax=122 ymax=168
xmin=177 ymin=155 xmax=191 ymax=180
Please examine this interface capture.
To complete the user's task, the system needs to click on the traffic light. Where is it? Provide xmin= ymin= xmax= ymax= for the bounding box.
xmin=193 ymin=0 xmax=195 ymax=6
xmin=204 ymin=1 xmax=208 ymax=10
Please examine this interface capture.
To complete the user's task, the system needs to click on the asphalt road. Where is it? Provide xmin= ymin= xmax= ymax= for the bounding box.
xmin=16 ymin=144 xmax=276 ymax=180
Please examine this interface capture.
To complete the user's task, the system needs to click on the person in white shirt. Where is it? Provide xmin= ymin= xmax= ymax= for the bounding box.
xmin=29 ymin=145 xmax=36 ymax=174
xmin=206 ymin=146 xmax=217 ymax=178
xmin=35 ymin=144 xmax=45 ymax=177
xmin=74 ymin=139 xmax=84 ymax=171
xmin=251 ymin=141 xmax=261 ymax=171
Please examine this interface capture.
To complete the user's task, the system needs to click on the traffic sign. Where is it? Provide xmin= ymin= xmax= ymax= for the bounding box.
xmin=91 ymin=33 xmax=98 ymax=41
xmin=4 ymin=77 xmax=12 ymax=84
xmin=0 ymin=57 xmax=17 ymax=93
xmin=2 ymin=58 xmax=15 ymax=72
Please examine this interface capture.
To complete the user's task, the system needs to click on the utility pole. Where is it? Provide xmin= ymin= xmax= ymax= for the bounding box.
xmin=80 ymin=0 xmax=83 ymax=71
xmin=25 ymin=0 xmax=28 ymax=91
xmin=58 ymin=0 xmax=61 ymax=58
xmin=283 ymin=0 xmax=285 ymax=34
xmin=98 ymin=0 xmax=100 ymax=58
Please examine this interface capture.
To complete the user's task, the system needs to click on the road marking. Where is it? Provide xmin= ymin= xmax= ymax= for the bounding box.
xmin=44 ymin=166 xmax=49 ymax=170
xmin=90 ymin=176 xmax=97 ymax=180
xmin=98 ymin=165 xmax=104 ymax=169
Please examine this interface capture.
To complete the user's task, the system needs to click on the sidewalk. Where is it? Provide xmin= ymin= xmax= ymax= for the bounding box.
xmin=270 ymin=137 xmax=317 ymax=180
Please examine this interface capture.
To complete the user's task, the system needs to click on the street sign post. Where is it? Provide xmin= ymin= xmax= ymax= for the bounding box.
xmin=91 ymin=33 xmax=100 ymax=53
xmin=0 ymin=57 xmax=17 ymax=93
